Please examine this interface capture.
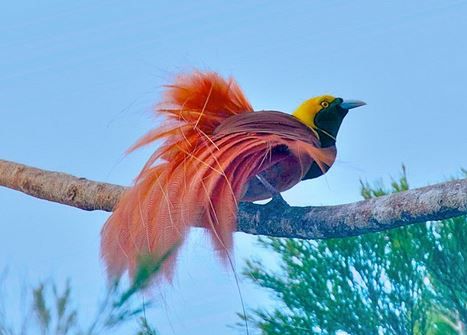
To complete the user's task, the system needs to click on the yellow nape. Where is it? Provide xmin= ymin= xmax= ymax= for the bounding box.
xmin=292 ymin=95 xmax=336 ymax=128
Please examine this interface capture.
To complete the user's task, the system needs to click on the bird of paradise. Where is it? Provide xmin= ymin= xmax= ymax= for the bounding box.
xmin=101 ymin=71 xmax=365 ymax=279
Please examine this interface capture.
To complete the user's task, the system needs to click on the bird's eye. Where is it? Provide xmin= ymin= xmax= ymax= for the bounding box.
xmin=320 ymin=101 xmax=329 ymax=108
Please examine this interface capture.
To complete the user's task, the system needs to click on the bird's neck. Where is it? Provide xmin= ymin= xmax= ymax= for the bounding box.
xmin=313 ymin=106 xmax=348 ymax=148
xmin=316 ymin=130 xmax=336 ymax=148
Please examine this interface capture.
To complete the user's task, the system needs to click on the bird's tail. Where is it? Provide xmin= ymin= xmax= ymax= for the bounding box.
xmin=101 ymin=71 xmax=254 ymax=279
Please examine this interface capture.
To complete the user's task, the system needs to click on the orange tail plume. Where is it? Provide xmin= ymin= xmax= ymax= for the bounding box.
xmin=101 ymin=71 xmax=335 ymax=280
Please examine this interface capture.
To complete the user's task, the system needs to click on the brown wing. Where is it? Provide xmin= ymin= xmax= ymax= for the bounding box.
xmin=214 ymin=111 xmax=336 ymax=201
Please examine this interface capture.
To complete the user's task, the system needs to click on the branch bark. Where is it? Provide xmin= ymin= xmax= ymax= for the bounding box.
xmin=1 ymin=159 xmax=466 ymax=239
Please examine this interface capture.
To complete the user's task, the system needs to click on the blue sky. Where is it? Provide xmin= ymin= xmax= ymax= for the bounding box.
xmin=1 ymin=1 xmax=466 ymax=334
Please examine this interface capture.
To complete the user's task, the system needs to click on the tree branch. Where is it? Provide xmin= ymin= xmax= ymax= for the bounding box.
xmin=1 ymin=159 xmax=466 ymax=239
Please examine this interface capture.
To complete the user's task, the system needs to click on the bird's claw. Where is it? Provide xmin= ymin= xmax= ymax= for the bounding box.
xmin=255 ymin=174 xmax=290 ymax=208
xmin=268 ymin=193 xmax=290 ymax=208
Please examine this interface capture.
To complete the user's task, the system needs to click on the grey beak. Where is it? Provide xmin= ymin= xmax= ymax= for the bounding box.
xmin=339 ymin=99 xmax=366 ymax=110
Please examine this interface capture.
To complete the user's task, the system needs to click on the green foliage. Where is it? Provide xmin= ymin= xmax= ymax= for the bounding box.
xmin=242 ymin=168 xmax=466 ymax=334
xmin=32 ymin=281 xmax=77 ymax=335
xmin=117 ymin=245 xmax=177 ymax=307
xmin=136 ymin=317 xmax=158 ymax=335
xmin=20 ymin=277 xmax=157 ymax=335
xmin=0 ymin=250 xmax=175 ymax=335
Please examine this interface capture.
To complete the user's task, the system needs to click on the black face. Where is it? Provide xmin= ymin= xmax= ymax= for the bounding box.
xmin=313 ymin=97 xmax=348 ymax=147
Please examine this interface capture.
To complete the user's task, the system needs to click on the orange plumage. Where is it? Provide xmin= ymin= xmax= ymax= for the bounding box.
xmin=101 ymin=71 xmax=338 ymax=280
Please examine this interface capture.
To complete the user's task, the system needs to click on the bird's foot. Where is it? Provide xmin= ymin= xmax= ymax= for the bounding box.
xmin=268 ymin=192 xmax=290 ymax=208
xmin=255 ymin=174 xmax=290 ymax=208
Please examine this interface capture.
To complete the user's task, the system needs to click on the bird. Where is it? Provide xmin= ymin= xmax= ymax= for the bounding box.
xmin=101 ymin=71 xmax=365 ymax=280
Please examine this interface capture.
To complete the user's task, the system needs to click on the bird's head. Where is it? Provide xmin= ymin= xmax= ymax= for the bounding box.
xmin=292 ymin=95 xmax=366 ymax=147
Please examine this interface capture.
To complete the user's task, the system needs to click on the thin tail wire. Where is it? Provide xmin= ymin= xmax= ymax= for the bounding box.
xmin=200 ymin=180 xmax=250 ymax=335
xmin=191 ymin=91 xmax=251 ymax=332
